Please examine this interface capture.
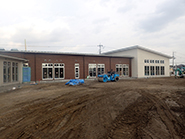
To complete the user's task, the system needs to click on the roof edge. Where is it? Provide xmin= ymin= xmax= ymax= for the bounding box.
xmin=0 ymin=50 xmax=133 ymax=59
xmin=103 ymin=45 xmax=172 ymax=58
xmin=0 ymin=54 xmax=28 ymax=62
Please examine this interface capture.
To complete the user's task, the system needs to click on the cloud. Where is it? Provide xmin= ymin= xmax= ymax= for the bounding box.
xmin=138 ymin=0 xmax=185 ymax=32
xmin=92 ymin=17 xmax=110 ymax=24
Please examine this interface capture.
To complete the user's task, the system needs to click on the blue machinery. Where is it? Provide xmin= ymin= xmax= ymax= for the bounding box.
xmin=98 ymin=70 xmax=119 ymax=82
xmin=175 ymin=67 xmax=185 ymax=78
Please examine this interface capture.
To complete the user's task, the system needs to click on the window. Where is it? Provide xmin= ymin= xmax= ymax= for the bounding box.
xmin=156 ymin=66 xmax=160 ymax=75
xmin=161 ymin=66 xmax=165 ymax=75
xmin=155 ymin=60 xmax=159 ymax=63
xmin=144 ymin=59 xmax=149 ymax=63
xmin=97 ymin=64 xmax=105 ymax=75
xmin=15 ymin=63 xmax=18 ymax=81
xmin=54 ymin=63 xmax=65 ymax=79
xmin=116 ymin=64 xmax=129 ymax=76
xmin=123 ymin=64 xmax=129 ymax=76
xmin=145 ymin=66 xmax=149 ymax=75
xmin=89 ymin=64 xmax=96 ymax=77
xmin=42 ymin=63 xmax=65 ymax=80
xmin=42 ymin=63 xmax=53 ymax=79
xmin=3 ymin=61 xmax=12 ymax=83
xmin=150 ymin=60 xmax=154 ymax=63
xmin=3 ymin=62 xmax=7 ymax=83
xmin=116 ymin=64 xmax=122 ymax=75
xmin=150 ymin=66 xmax=154 ymax=75
xmin=3 ymin=61 xmax=18 ymax=83
xmin=160 ymin=60 xmax=164 ymax=64
xmin=75 ymin=64 xmax=80 ymax=78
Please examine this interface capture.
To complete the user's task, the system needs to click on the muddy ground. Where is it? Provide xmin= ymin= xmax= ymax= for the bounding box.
xmin=0 ymin=77 xmax=185 ymax=139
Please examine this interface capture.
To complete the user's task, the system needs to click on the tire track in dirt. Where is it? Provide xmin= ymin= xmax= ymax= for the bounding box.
xmin=105 ymin=89 xmax=185 ymax=139
xmin=140 ymin=89 xmax=185 ymax=139
xmin=1 ymin=78 xmax=185 ymax=139
xmin=0 ymin=86 xmax=140 ymax=139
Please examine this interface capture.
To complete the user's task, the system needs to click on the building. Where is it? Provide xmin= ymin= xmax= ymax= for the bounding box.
xmin=0 ymin=54 xmax=28 ymax=86
xmin=0 ymin=50 xmax=132 ymax=82
xmin=103 ymin=45 xmax=172 ymax=78
xmin=0 ymin=45 xmax=172 ymax=85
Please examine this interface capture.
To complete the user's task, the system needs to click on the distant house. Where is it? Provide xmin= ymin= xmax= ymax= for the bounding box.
xmin=103 ymin=45 xmax=172 ymax=78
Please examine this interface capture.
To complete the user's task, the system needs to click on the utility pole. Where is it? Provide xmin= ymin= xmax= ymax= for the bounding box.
xmin=24 ymin=39 xmax=27 ymax=51
xmin=97 ymin=44 xmax=103 ymax=54
xmin=172 ymin=51 xmax=175 ymax=71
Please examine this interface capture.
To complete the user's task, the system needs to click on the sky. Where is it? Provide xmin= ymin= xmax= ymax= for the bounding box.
xmin=0 ymin=0 xmax=185 ymax=64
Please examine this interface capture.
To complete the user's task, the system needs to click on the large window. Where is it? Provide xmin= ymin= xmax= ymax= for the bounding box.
xmin=145 ymin=66 xmax=149 ymax=75
xmin=116 ymin=64 xmax=129 ymax=76
xmin=116 ymin=64 xmax=122 ymax=75
xmin=123 ymin=64 xmax=129 ymax=76
xmin=3 ymin=62 xmax=8 ymax=83
xmin=4 ymin=62 xmax=11 ymax=83
xmin=15 ymin=63 xmax=18 ymax=81
xmin=97 ymin=64 xmax=105 ymax=75
xmin=42 ymin=63 xmax=65 ymax=80
xmin=54 ymin=63 xmax=65 ymax=79
xmin=156 ymin=66 xmax=160 ymax=75
xmin=145 ymin=66 xmax=165 ymax=76
xmin=150 ymin=66 xmax=155 ymax=75
xmin=3 ymin=61 xmax=18 ymax=83
xmin=89 ymin=64 xmax=97 ymax=77
xmin=12 ymin=62 xmax=15 ymax=81
xmin=161 ymin=66 xmax=165 ymax=75
xmin=88 ymin=64 xmax=105 ymax=77
xmin=42 ymin=63 xmax=53 ymax=79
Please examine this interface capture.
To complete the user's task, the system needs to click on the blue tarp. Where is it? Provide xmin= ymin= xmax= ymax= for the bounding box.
xmin=65 ymin=79 xmax=84 ymax=86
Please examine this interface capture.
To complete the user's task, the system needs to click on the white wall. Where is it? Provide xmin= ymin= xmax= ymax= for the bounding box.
xmin=137 ymin=49 xmax=170 ymax=78
xmin=105 ymin=49 xmax=138 ymax=77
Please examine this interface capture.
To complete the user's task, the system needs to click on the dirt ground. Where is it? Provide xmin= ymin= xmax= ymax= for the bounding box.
xmin=0 ymin=77 xmax=185 ymax=139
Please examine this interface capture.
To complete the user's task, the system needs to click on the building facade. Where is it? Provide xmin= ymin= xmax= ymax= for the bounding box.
xmin=0 ymin=51 xmax=132 ymax=82
xmin=0 ymin=45 xmax=172 ymax=83
xmin=103 ymin=45 xmax=172 ymax=78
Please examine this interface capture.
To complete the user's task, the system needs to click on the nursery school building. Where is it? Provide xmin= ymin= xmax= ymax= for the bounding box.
xmin=0 ymin=50 xmax=132 ymax=82
xmin=0 ymin=45 xmax=172 ymax=85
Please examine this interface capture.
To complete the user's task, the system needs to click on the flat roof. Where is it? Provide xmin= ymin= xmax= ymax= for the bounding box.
xmin=0 ymin=50 xmax=133 ymax=59
xmin=103 ymin=45 xmax=172 ymax=58
xmin=0 ymin=54 xmax=28 ymax=62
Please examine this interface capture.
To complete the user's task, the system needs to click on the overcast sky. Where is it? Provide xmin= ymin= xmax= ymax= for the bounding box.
xmin=0 ymin=0 xmax=185 ymax=64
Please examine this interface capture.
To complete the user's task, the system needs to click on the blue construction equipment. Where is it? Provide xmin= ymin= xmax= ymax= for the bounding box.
xmin=175 ymin=67 xmax=185 ymax=78
xmin=98 ymin=70 xmax=119 ymax=82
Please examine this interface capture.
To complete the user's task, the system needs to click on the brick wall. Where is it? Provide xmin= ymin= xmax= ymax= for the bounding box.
xmin=0 ymin=51 xmax=132 ymax=81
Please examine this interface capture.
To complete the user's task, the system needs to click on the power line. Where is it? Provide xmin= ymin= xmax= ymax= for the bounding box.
xmin=175 ymin=51 xmax=185 ymax=56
